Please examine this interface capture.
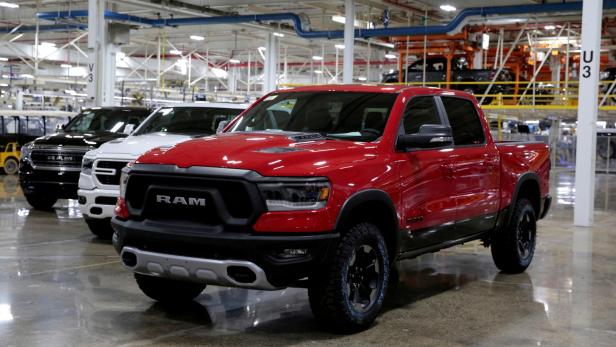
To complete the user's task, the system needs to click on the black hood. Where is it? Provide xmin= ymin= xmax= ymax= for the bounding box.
xmin=30 ymin=131 xmax=127 ymax=148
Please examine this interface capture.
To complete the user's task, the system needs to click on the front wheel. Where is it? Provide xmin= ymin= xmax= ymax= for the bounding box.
xmin=3 ymin=158 xmax=18 ymax=175
xmin=25 ymin=193 xmax=57 ymax=210
xmin=134 ymin=273 xmax=206 ymax=303
xmin=491 ymin=198 xmax=537 ymax=273
xmin=85 ymin=218 xmax=114 ymax=239
xmin=308 ymin=222 xmax=389 ymax=332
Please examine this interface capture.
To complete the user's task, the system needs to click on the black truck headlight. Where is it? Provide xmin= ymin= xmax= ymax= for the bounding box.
xmin=20 ymin=142 xmax=34 ymax=161
xmin=81 ymin=157 xmax=94 ymax=175
xmin=258 ymin=181 xmax=330 ymax=211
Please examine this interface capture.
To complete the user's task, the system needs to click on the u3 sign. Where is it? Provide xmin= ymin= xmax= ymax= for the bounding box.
xmin=581 ymin=50 xmax=593 ymax=79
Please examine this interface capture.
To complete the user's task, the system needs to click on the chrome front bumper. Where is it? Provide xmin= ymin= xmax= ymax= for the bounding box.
xmin=120 ymin=246 xmax=280 ymax=290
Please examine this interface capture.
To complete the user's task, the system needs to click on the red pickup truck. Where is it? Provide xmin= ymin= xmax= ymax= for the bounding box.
xmin=111 ymin=85 xmax=551 ymax=332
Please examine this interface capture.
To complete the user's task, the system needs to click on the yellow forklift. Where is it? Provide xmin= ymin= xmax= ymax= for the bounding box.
xmin=0 ymin=141 xmax=19 ymax=174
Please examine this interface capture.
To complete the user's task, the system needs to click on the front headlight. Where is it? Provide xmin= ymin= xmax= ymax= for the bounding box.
xmin=119 ymin=161 xmax=134 ymax=198
xmin=258 ymin=180 xmax=330 ymax=211
xmin=20 ymin=142 xmax=34 ymax=160
xmin=81 ymin=157 xmax=94 ymax=175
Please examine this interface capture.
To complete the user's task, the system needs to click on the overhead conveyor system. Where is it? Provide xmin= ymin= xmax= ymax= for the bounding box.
xmin=31 ymin=1 xmax=616 ymax=37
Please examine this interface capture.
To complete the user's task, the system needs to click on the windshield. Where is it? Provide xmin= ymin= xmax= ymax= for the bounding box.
xmin=134 ymin=106 xmax=243 ymax=136
xmin=63 ymin=109 xmax=149 ymax=134
xmin=229 ymin=92 xmax=398 ymax=141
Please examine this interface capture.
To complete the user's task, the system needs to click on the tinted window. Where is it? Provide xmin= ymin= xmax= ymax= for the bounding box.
xmin=441 ymin=97 xmax=485 ymax=145
xmin=230 ymin=92 xmax=398 ymax=142
xmin=63 ymin=109 xmax=149 ymax=134
xmin=134 ymin=107 xmax=243 ymax=136
xmin=402 ymin=96 xmax=441 ymax=134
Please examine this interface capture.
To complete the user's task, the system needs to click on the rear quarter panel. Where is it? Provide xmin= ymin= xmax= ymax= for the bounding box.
xmin=496 ymin=142 xmax=550 ymax=209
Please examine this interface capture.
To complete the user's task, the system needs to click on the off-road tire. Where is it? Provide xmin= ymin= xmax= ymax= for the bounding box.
xmin=491 ymin=198 xmax=537 ymax=273
xmin=86 ymin=218 xmax=114 ymax=239
xmin=25 ymin=193 xmax=57 ymax=210
xmin=308 ymin=222 xmax=389 ymax=332
xmin=3 ymin=157 xmax=18 ymax=175
xmin=134 ymin=273 xmax=206 ymax=303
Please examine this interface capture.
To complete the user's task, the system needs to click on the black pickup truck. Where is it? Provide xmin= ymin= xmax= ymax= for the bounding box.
xmin=382 ymin=56 xmax=514 ymax=103
xmin=19 ymin=107 xmax=151 ymax=210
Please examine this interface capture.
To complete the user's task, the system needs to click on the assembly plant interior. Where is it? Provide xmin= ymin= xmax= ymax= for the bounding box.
xmin=1 ymin=0 xmax=616 ymax=346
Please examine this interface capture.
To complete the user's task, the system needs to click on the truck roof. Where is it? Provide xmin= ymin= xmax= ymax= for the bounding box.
xmin=278 ymin=84 xmax=474 ymax=98
xmin=157 ymin=102 xmax=249 ymax=109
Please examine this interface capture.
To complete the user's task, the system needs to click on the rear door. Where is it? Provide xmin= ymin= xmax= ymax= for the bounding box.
xmin=438 ymin=96 xmax=500 ymax=237
xmin=397 ymin=95 xmax=457 ymax=252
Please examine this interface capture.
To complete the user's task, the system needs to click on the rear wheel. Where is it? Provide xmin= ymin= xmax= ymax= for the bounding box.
xmin=85 ymin=218 xmax=114 ymax=239
xmin=3 ymin=158 xmax=18 ymax=175
xmin=308 ymin=222 xmax=389 ymax=332
xmin=134 ymin=273 xmax=206 ymax=303
xmin=25 ymin=193 xmax=57 ymax=210
xmin=491 ymin=198 xmax=537 ymax=273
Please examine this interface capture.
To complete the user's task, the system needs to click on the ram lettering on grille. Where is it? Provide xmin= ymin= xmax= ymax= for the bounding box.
xmin=156 ymin=195 xmax=206 ymax=207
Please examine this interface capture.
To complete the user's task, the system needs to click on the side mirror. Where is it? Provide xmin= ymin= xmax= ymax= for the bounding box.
xmin=216 ymin=120 xmax=229 ymax=134
xmin=396 ymin=124 xmax=453 ymax=151
xmin=123 ymin=124 xmax=135 ymax=135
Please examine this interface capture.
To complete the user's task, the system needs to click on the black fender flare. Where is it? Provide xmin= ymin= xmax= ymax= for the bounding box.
xmin=334 ymin=189 xmax=400 ymax=255
xmin=505 ymin=172 xmax=541 ymax=225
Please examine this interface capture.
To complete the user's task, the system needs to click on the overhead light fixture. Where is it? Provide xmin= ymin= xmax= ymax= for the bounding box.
xmin=9 ymin=33 xmax=23 ymax=42
xmin=384 ymin=53 xmax=397 ymax=59
xmin=439 ymin=4 xmax=457 ymax=12
xmin=273 ymin=32 xmax=285 ymax=38
xmin=229 ymin=58 xmax=240 ymax=64
xmin=381 ymin=42 xmax=395 ymax=49
xmin=0 ymin=57 xmax=8 ymax=61
xmin=0 ymin=83 xmax=8 ymax=87
xmin=335 ymin=44 xmax=345 ymax=49
xmin=0 ymin=2 xmax=19 ymax=9
xmin=40 ymin=42 xmax=56 ymax=47
xmin=169 ymin=49 xmax=182 ymax=55
xmin=190 ymin=35 xmax=205 ymax=41
xmin=21 ymin=74 xmax=34 ymax=79
xmin=357 ymin=76 xmax=367 ymax=81
xmin=332 ymin=15 xmax=346 ymax=24
xmin=60 ymin=64 xmax=72 ymax=68
xmin=314 ymin=70 xmax=323 ymax=74
xmin=544 ymin=25 xmax=556 ymax=30
xmin=312 ymin=55 xmax=324 ymax=61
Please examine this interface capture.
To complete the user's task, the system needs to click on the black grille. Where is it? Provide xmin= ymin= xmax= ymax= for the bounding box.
xmin=125 ymin=173 xmax=262 ymax=229
xmin=95 ymin=161 xmax=129 ymax=186
xmin=31 ymin=150 xmax=85 ymax=168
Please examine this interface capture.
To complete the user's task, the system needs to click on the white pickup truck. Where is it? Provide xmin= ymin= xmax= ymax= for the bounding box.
xmin=77 ymin=102 xmax=248 ymax=238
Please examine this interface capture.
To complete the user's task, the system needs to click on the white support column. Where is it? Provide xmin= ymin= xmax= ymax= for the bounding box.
xmin=87 ymin=0 xmax=116 ymax=106
xmin=343 ymin=0 xmax=355 ymax=84
xmin=574 ymin=0 xmax=603 ymax=226
xmin=263 ymin=33 xmax=278 ymax=93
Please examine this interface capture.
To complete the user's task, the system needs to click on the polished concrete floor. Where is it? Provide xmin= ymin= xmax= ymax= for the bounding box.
xmin=0 ymin=171 xmax=615 ymax=346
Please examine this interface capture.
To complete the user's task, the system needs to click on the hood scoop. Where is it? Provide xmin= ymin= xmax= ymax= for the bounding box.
xmin=287 ymin=132 xmax=326 ymax=142
xmin=255 ymin=147 xmax=306 ymax=154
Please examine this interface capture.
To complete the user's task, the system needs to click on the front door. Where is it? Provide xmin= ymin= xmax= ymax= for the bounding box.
xmin=397 ymin=95 xmax=456 ymax=252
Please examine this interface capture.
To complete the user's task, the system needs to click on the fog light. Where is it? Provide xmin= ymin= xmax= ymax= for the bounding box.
xmin=278 ymin=248 xmax=309 ymax=259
